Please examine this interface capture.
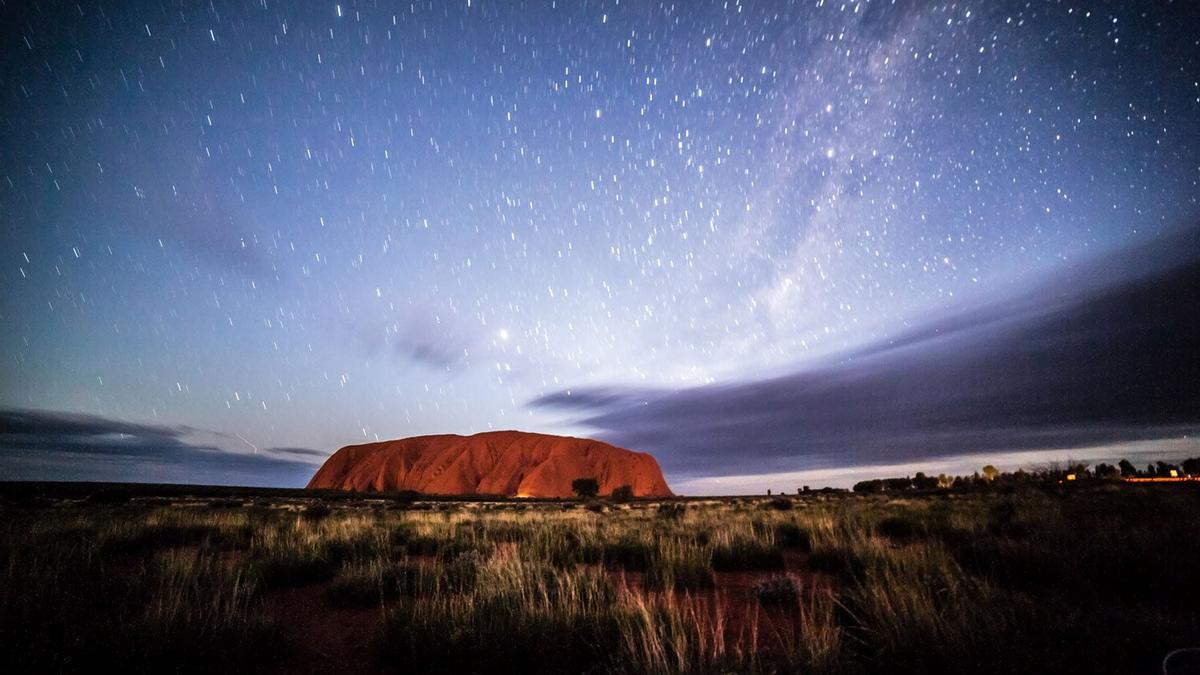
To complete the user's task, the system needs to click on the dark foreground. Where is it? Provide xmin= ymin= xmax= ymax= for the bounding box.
xmin=2 ymin=482 xmax=1198 ymax=674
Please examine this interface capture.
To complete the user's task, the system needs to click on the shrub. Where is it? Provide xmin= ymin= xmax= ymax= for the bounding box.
xmin=876 ymin=515 xmax=923 ymax=543
xmin=255 ymin=551 xmax=337 ymax=588
xmin=603 ymin=538 xmax=654 ymax=572
xmin=764 ymin=497 xmax=793 ymax=511
xmin=774 ymin=523 xmax=812 ymax=551
xmin=327 ymin=564 xmax=387 ymax=607
xmin=644 ymin=553 xmax=714 ymax=591
xmin=711 ymin=539 xmax=784 ymax=572
xmin=403 ymin=535 xmax=441 ymax=557
xmin=986 ymin=501 xmax=1029 ymax=537
xmin=301 ymin=503 xmax=332 ymax=521
xmin=656 ymin=503 xmax=686 ymax=520
xmin=610 ymin=485 xmax=635 ymax=502
xmin=571 ymin=478 xmax=600 ymax=499
xmin=436 ymin=538 xmax=493 ymax=562
xmin=808 ymin=547 xmax=866 ymax=581
xmin=953 ymin=540 xmax=1063 ymax=594
xmin=853 ymin=479 xmax=885 ymax=494
xmin=523 ymin=527 xmax=602 ymax=568
xmin=752 ymin=575 xmax=801 ymax=606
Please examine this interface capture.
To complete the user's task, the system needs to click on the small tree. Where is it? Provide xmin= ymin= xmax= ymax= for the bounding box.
xmin=610 ymin=484 xmax=634 ymax=502
xmin=571 ymin=477 xmax=600 ymax=499
xmin=1156 ymin=461 xmax=1180 ymax=477
xmin=1118 ymin=459 xmax=1137 ymax=477
xmin=1182 ymin=457 xmax=1200 ymax=476
xmin=982 ymin=465 xmax=1000 ymax=483
xmin=853 ymin=479 xmax=885 ymax=494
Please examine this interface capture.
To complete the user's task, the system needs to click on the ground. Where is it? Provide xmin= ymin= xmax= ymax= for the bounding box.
xmin=2 ymin=482 xmax=1198 ymax=674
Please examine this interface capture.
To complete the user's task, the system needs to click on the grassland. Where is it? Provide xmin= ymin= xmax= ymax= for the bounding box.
xmin=2 ymin=482 xmax=1198 ymax=674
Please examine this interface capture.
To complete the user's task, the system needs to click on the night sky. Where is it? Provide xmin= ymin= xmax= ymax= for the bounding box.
xmin=3 ymin=1 xmax=1198 ymax=491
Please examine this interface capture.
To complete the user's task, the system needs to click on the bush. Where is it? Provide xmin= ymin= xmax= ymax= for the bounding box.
xmin=752 ymin=575 xmax=800 ymax=606
xmin=774 ymin=523 xmax=812 ymax=551
xmin=644 ymin=554 xmax=714 ymax=591
xmin=876 ymin=515 xmax=923 ymax=543
xmin=255 ymin=552 xmax=337 ymax=588
xmin=301 ymin=503 xmax=332 ymax=521
xmin=764 ymin=497 xmax=793 ymax=511
xmin=603 ymin=538 xmax=654 ymax=572
xmin=986 ymin=501 xmax=1029 ymax=537
xmin=526 ymin=528 xmax=602 ymax=568
xmin=610 ymin=485 xmax=635 ymax=502
xmin=807 ymin=547 xmax=865 ymax=581
xmin=571 ymin=478 xmax=600 ymax=499
xmin=657 ymin=503 xmax=686 ymax=520
xmin=711 ymin=539 xmax=784 ymax=572
xmin=403 ymin=535 xmax=441 ymax=557
xmin=852 ymin=480 xmax=885 ymax=494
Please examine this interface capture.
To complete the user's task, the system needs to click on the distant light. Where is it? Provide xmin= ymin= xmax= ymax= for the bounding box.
xmin=499 ymin=329 xmax=510 ymax=340
xmin=825 ymin=148 xmax=835 ymax=159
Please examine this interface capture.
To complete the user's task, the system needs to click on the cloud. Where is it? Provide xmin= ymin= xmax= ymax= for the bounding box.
xmin=347 ymin=303 xmax=479 ymax=371
xmin=264 ymin=446 xmax=329 ymax=462
xmin=0 ymin=408 xmax=316 ymax=487
xmin=533 ymin=227 xmax=1200 ymax=478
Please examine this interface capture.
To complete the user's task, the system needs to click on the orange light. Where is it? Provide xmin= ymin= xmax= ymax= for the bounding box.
xmin=1066 ymin=474 xmax=1076 ymax=481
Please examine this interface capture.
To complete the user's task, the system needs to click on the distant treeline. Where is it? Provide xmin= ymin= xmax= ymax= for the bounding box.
xmin=851 ymin=457 xmax=1200 ymax=494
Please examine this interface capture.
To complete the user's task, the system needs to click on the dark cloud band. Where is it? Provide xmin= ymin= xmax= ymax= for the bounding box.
xmin=0 ymin=409 xmax=318 ymax=487
xmin=534 ymin=227 xmax=1200 ymax=477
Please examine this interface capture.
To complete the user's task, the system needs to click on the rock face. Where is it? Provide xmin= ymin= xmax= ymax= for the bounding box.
xmin=306 ymin=430 xmax=674 ymax=498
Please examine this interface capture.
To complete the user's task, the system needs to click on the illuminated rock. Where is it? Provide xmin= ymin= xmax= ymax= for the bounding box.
xmin=306 ymin=430 xmax=673 ymax=498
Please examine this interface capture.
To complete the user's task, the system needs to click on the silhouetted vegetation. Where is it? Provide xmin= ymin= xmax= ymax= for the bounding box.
xmin=609 ymin=484 xmax=634 ymax=502
xmin=850 ymin=454 xmax=1200 ymax=495
xmin=571 ymin=477 xmax=600 ymax=499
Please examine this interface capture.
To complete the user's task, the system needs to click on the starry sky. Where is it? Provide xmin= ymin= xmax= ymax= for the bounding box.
xmin=2 ymin=0 xmax=1198 ymax=491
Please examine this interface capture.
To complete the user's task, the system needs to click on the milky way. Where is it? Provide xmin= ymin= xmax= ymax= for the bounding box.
xmin=3 ymin=1 xmax=1198 ymax=488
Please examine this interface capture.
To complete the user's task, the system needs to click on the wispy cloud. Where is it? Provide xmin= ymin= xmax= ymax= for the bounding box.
xmin=347 ymin=303 xmax=479 ymax=371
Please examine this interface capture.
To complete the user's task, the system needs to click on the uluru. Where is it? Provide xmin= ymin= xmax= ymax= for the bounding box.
xmin=306 ymin=430 xmax=674 ymax=498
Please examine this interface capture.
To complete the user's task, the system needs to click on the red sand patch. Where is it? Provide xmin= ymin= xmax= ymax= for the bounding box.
xmin=262 ymin=585 xmax=384 ymax=675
